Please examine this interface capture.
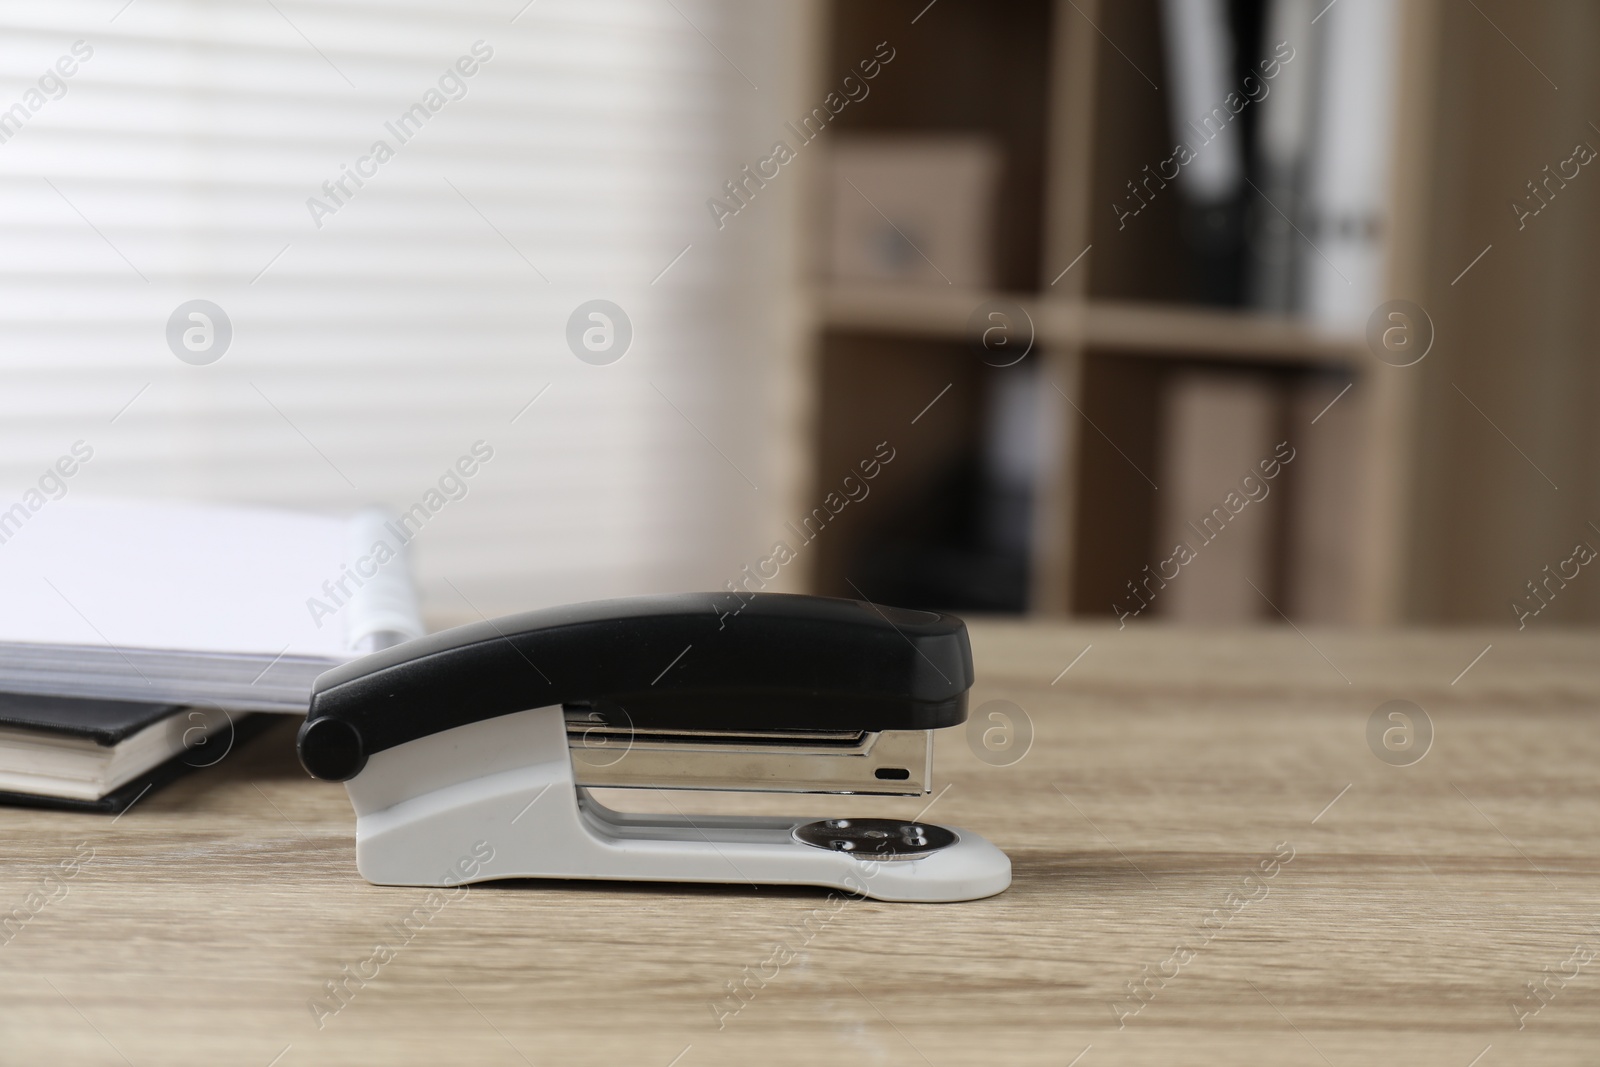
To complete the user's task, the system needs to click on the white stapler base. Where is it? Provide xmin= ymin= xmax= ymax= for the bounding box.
xmin=344 ymin=706 xmax=1011 ymax=903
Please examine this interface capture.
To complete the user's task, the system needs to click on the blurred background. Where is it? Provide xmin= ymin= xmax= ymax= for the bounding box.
xmin=2 ymin=0 xmax=1597 ymax=629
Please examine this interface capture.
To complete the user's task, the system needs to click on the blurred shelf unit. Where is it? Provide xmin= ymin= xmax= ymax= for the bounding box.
xmin=801 ymin=0 xmax=1440 ymax=625
xmin=816 ymin=285 xmax=1362 ymax=367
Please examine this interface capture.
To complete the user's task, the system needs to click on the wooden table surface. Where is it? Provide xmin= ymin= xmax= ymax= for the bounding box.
xmin=2 ymin=622 xmax=1598 ymax=1066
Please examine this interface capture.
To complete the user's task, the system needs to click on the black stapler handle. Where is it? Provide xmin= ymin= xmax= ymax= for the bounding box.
xmin=298 ymin=592 xmax=973 ymax=782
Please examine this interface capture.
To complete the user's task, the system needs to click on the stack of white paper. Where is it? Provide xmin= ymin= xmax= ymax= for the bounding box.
xmin=0 ymin=499 xmax=424 ymax=712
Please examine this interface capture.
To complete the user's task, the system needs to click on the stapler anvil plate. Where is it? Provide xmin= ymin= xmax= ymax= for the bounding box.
xmin=296 ymin=593 xmax=1010 ymax=902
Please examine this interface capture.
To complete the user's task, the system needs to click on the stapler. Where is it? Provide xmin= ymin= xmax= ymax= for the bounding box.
xmin=296 ymin=592 xmax=1010 ymax=902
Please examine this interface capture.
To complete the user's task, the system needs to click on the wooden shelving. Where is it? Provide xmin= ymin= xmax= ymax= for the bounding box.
xmin=814 ymin=285 xmax=1363 ymax=367
xmin=801 ymin=0 xmax=1442 ymax=624
xmin=796 ymin=0 xmax=1600 ymax=627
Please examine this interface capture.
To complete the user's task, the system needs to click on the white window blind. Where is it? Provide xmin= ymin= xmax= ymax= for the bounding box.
xmin=0 ymin=0 xmax=809 ymax=619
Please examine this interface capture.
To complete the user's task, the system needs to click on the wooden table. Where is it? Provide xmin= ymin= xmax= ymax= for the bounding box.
xmin=2 ymin=622 xmax=1597 ymax=1065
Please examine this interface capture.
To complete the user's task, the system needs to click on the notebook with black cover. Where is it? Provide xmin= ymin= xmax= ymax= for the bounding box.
xmin=0 ymin=692 xmax=262 ymax=813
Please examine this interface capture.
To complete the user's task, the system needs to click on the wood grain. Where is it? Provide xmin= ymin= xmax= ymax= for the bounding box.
xmin=1 ymin=622 xmax=1597 ymax=1065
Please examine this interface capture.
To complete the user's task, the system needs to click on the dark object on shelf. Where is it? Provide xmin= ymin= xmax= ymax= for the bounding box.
xmin=849 ymin=454 xmax=1032 ymax=614
xmin=1157 ymin=0 xmax=1267 ymax=306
